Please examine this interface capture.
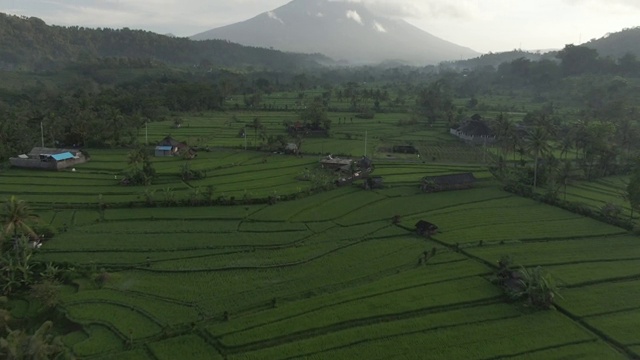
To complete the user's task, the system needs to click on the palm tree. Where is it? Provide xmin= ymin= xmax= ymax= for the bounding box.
xmin=0 ymin=320 xmax=65 ymax=359
xmin=492 ymin=113 xmax=516 ymax=159
xmin=558 ymin=132 xmax=573 ymax=160
xmin=571 ymin=119 xmax=590 ymax=160
xmin=556 ymin=160 xmax=574 ymax=201
xmin=251 ymin=117 xmax=263 ymax=149
xmin=513 ymin=266 xmax=562 ymax=309
xmin=127 ymin=147 xmax=145 ymax=168
xmin=625 ymin=170 xmax=640 ymax=221
xmin=526 ymin=127 xmax=551 ymax=189
xmin=1 ymin=196 xmax=38 ymax=246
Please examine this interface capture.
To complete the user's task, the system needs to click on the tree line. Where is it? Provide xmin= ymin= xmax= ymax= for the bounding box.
xmin=0 ymin=13 xmax=329 ymax=72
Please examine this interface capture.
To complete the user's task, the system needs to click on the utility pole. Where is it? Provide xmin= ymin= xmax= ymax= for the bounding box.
xmin=364 ymin=130 xmax=368 ymax=157
xmin=145 ymin=121 xmax=148 ymax=145
xmin=40 ymin=121 xmax=44 ymax=147
xmin=244 ymin=126 xmax=247 ymax=150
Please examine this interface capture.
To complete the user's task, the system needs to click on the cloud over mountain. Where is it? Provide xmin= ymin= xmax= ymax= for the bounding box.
xmin=191 ymin=0 xmax=478 ymax=65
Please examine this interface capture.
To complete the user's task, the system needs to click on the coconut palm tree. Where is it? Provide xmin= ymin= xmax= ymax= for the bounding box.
xmin=526 ymin=127 xmax=551 ymax=189
xmin=625 ymin=170 xmax=640 ymax=222
xmin=556 ymin=160 xmax=574 ymax=201
xmin=0 ymin=196 xmax=38 ymax=246
xmin=0 ymin=320 xmax=65 ymax=359
xmin=558 ymin=133 xmax=573 ymax=160
xmin=492 ymin=113 xmax=516 ymax=160
xmin=251 ymin=117 xmax=263 ymax=149
xmin=513 ymin=266 xmax=562 ymax=309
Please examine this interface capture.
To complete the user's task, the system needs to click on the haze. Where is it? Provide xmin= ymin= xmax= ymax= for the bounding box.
xmin=1 ymin=0 xmax=639 ymax=53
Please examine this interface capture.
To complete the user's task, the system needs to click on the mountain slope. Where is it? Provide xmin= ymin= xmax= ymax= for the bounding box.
xmin=191 ymin=0 xmax=478 ymax=65
xmin=582 ymin=27 xmax=640 ymax=58
xmin=0 ymin=13 xmax=330 ymax=72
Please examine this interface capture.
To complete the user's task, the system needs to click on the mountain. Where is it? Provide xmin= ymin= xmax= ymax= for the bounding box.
xmin=582 ymin=27 xmax=640 ymax=59
xmin=191 ymin=0 xmax=479 ymax=65
xmin=0 ymin=13 xmax=330 ymax=72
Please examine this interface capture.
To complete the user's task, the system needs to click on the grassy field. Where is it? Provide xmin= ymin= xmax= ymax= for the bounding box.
xmin=3 ymin=109 xmax=639 ymax=359
xmin=22 ymin=180 xmax=636 ymax=359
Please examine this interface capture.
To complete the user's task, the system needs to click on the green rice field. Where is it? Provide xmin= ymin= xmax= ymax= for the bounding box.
xmin=24 ymin=182 xmax=637 ymax=359
xmin=2 ymin=110 xmax=638 ymax=359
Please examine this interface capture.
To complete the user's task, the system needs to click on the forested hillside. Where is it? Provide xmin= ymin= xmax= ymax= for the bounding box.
xmin=0 ymin=13 xmax=330 ymax=72
xmin=583 ymin=27 xmax=640 ymax=59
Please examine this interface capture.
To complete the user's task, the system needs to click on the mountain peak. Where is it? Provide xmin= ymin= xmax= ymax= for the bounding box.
xmin=191 ymin=0 xmax=478 ymax=65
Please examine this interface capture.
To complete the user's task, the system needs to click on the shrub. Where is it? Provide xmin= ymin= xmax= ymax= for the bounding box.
xmin=32 ymin=224 xmax=56 ymax=240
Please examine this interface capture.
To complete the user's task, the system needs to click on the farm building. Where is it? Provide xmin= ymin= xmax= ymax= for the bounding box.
xmin=421 ymin=173 xmax=476 ymax=192
xmin=155 ymin=136 xmax=196 ymax=158
xmin=450 ymin=114 xmax=495 ymax=144
xmin=357 ymin=156 xmax=373 ymax=172
xmin=284 ymin=143 xmax=298 ymax=154
xmin=287 ymin=121 xmax=329 ymax=138
xmin=392 ymin=145 xmax=419 ymax=154
xmin=415 ymin=220 xmax=438 ymax=236
xmin=154 ymin=146 xmax=174 ymax=157
xmin=320 ymin=155 xmax=353 ymax=171
xmin=9 ymin=147 xmax=88 ymax=170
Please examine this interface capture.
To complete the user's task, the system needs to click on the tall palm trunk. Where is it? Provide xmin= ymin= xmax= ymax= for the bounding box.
xmin=533 ymin=154 xmax=539 ymax=189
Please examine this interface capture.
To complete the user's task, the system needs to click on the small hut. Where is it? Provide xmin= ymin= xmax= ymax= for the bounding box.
xmin=392 ymin=145 xmax=418 ymax=154
xmin=284 ymin=143 xmax=298 ymax=155
xmin=364 ymin=176 xmax=384 ymax=190
xmin=415 ymin=220 xmax=438 ymax=236
xmin=155 ymin=136 xmax=195 ymax=158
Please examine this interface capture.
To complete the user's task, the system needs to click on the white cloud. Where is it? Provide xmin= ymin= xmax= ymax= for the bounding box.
xmin=346 ymin=10 xmax=363 ymax=24
xmin=267 ymin=11 xmax=284 ymax=24
xmin=2 ymin=0 xmax=639 ymax=53
xmin=373 ymin=21 xmax=386 ymax=33
xmin=316 ymin=12 xmax=324 ymax=17
xmin=563 ymin=0 xmax=640 ymax=10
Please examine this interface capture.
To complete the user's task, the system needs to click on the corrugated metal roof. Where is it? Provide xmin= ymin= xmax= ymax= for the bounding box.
xmin=155 ymin=146 xmax=173 ymax=151
xmin=50 ymin=152 xmax=75 ymax=161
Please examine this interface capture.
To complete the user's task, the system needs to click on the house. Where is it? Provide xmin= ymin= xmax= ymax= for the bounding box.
xmin=155 ymin=136 xmax=195 ymax=158
xmin=9 ymin=147 xmax=88 ymax=170
xmin=450 ymin=114 xmax=495 ymax=144
xmin=154 ymin=145 xmax=174 ymax=157
xmin=320 ymin=155 xmax=353 ymax=171
xmin=357 ymin=156 xmax=373 ymax=172
xmin=364 ymin=176 xmax=384 ymax=190
xmin=415 ymin=220 xmax=438 ymax=236
xmin=421 ymin=173 xmax=476 ymax=192
xmin=287 ymin=121 xmax=329 ymax=138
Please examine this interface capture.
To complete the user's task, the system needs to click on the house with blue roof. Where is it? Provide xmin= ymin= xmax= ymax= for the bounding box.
xmin=155 ymin=136 xmax=196 ymax=158
xmin=9 ymin=147 xmax=89 ymax=170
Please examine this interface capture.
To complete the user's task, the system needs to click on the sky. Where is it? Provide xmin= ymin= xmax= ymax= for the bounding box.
xmin=1 ymin=0 xmax=638 ymax=53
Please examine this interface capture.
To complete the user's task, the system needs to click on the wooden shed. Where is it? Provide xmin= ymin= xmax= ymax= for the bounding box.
xmin=415 ymin=220 xmax=438 ymax=236
xmin=421 ymin=173 xmax=476 ymax=192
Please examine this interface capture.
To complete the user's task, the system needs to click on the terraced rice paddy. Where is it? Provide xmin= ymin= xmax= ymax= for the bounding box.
xmin=25 ymin=175 xmax=637 ymax=359
xmin=563 ymin=176 xmax=636 ymax=220
xmin=3 ymin=110 xmax=638 ymax=359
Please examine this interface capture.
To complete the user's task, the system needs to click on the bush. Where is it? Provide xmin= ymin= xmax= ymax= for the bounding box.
xmin=600 ymin=202 xmax=622 ymax=220
xmin=32 ymin=224 xmax=56 ymax=240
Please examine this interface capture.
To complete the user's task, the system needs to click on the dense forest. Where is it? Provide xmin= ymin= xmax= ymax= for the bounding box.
xmin=0 ymin=13 xmax=331 ymax=72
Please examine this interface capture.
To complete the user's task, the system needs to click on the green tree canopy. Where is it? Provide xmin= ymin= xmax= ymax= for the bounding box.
xmin=0 ymin=196 xmax=38 ymax=243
